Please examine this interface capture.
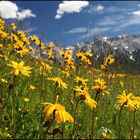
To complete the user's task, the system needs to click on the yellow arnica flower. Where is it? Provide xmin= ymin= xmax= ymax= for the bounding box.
xmin=41 ymin=61 xmax=52 ymax=72
xmin=117 ymin=91 xmax=140 ymax=111
xmin=104 ymin=55 xmax=115 ymax=65
xmin=61 ymin=70 xmax=70 ymax=78
xmin=43 ymin=96 xmax=74 ymax=123
xmin=11 ymin=23 xmax=16 ymax=30
xmin=75 ymin=76 xmax=88 ymax=86
xmin=120 ymin=81 xmax=124 ymax=87
xmin=74 ymin=85 xmax=89 ymax=95
xmin=85 ymin=52 xmax=93 ymax=57
xmin=117 ymin=90 xmax=133 ymax=106
xmin=24 ymin=98 xmax=30 ymax=103
xmin=102 ymin=131 xmax=111 ymax=139
xmin=1 ymin=78 xmax=8 ymax=83
xmin=29 ymin=84 xmax=36 ymax=90
xmin=101 ymin=55 xmax=115 ymax=70
xmin=92 ymin=78 xmax=109 ymax=94
xmin=84 ymin=94 xmax=97 ymax=109
xmin=7 ymin=61 xmax=32 ymax=77
xmin=130 ymin=96 xmax=140 ymax=111
xmin=48 ymin=77 xmax=68 ymax=89
xmin=74 ymin=86 xmax=97 ymax=109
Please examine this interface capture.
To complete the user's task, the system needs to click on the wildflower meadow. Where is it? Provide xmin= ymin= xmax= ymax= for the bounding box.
xmin=0 ymin=17 xmax=140 ymax=139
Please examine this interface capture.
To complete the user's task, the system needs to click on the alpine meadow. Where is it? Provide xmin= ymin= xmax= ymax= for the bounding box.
xmin=1 ymin=1 xmax=140 ymax=139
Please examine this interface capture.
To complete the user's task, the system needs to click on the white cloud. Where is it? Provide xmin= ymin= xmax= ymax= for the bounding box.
xmin=96 ymin=5 xmax=104 ymax=11
xmin=85 ymin=4 xmax=104 ymax=13
xmin=118 ymin=16 xmax=140 ymax=29
xmin=131 ymin=10 xmax=140 ymax=16
xmin=55 ymin=14 xmax=62 ymax=20
xmin=97 ymin=17 xmax=117 ymax=26
xmin=0 ymin=1 xmax=36 ymax=19
xmin=0 ymin=1 xmax=18 ymax=19
xmin=23 ymin=27 xmax=37 ymax=34
xmin=55 ymin=1 xmax=89 ymax=19
xmin=85 ymin=5 xmax=129 ymax=15
xmin=97 ymin=15 xmax=125 ymax=26
xmin=82 ymin=27 xmax=110 ymax=38
xmin=77 ymin=27 xmax=110 ymax=41
xmin=65 ymin=27 xmax=87 ymax=34
xmin=17 ymin=9 xmax=36 ymax=20
xmin=65 ymin=26 xmax=110 ymax=42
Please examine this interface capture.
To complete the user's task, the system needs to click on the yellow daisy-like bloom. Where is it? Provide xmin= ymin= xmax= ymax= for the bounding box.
xmin=101 ymin=128 xmax=112 ymax=139
xmin=92 ymin=78 xmax=109 ymax=94
xmin=85 ymin=52 xmax=93 ymax=57
xmin=104 ymin=55 xmax=115 ymax=65
xmin=41 ymin=61 xmax=52 ymax=72
xmin=29 ymin=46 xmax=35 ymax=53
xmin=84 ymin=94 xmax=97 ymax=109
xmin=17 ymin=47 xmax=29 ymax=57
xmin=120 ymin=81 xmax=124 ymax=87
xmin=100 ymin=64 xmax=107 ymax=70
xmin=1 ymin=78 xmax=8 ymax=83
xmin=47 ymin=77 xmax=68 ymax=89
xmin=43 ymin=96 xmax=74 ymax=123
xmin=102 ymin=131 xmax=111 ymax=139
xmin=61 ymin=70 xmax=70 ymax=78
xmin=117 ymin=91 xmax=140 ymax=111
xmin=75 ymin=76 xmax=88 ymax=86
xmin=74 ymin=85 xmax=89 ymax=95
xmin=24 ymin=98 xmax=30 ymax=103
xmin=117 ymin=91 xmax=133 ymax=106
xmin=116 ymin=74 xmax=126 ymax=78
xmin=128 ymin=96 xmax=140 ymax=111
xmin=101 ymin=55 xmax=115 ymax=70
xmin=0 ymin=44 xmax=3 ymax=48
xmin=7 ymin=61 xmax=32 ymax=77
xmin=47 ymin=42 xmax=55 ymax=51
xmin=59 ymin=50 xmax=65 ymax=57
xmin=74 ymin=86 xmax=97 ymax=109
xmin=29 ymin=84 xmax=36 ymax=90
xmin=0 ymin=30 xmax=8 ymax=38
xmin=76 ymin=52 xmax=85 ymax=60
xmin=47 ymin=52 xmax=54 ymax=60
xmin=11 ymin=23 xmax=17 ymax=30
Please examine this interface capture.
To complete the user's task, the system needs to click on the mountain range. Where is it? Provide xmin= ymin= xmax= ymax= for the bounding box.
xmin=37 ymin=35 xmax=140 ymax=73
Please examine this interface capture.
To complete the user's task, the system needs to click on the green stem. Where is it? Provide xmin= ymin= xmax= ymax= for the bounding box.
xmin=91 ymin=109 xmax=95 ymax=139
xmin=44 ymin=117 xmax=55 ymax=139
xmin=118 ymin=103 xmax=125 ymax=139
xmin=72 ymin=99 xmax=81 ymax=139
xmin=91 ymin=91 xmax=99 ymax=138
xmin=11 ymin=75 xmax=16 ymax=138
xmin=54 ymin=86 xmax=57 ymax=102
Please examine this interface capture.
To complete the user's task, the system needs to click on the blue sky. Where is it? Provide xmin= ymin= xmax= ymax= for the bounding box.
xmin=1 ymin=1 xmax=140 ymax=45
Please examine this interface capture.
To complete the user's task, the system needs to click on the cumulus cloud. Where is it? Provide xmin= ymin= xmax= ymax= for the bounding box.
xmin=17 ymin=9 xmax=36 ymax=20
xmin=55 ymin=1 xmax=89 ymax=19
xmin=0 ymin=1 xmax=18 ymax=19
xmin=0 ymin=1 xmax=36 ymax=19
xmin=131 ymin=10 xmax=140 ymax=16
